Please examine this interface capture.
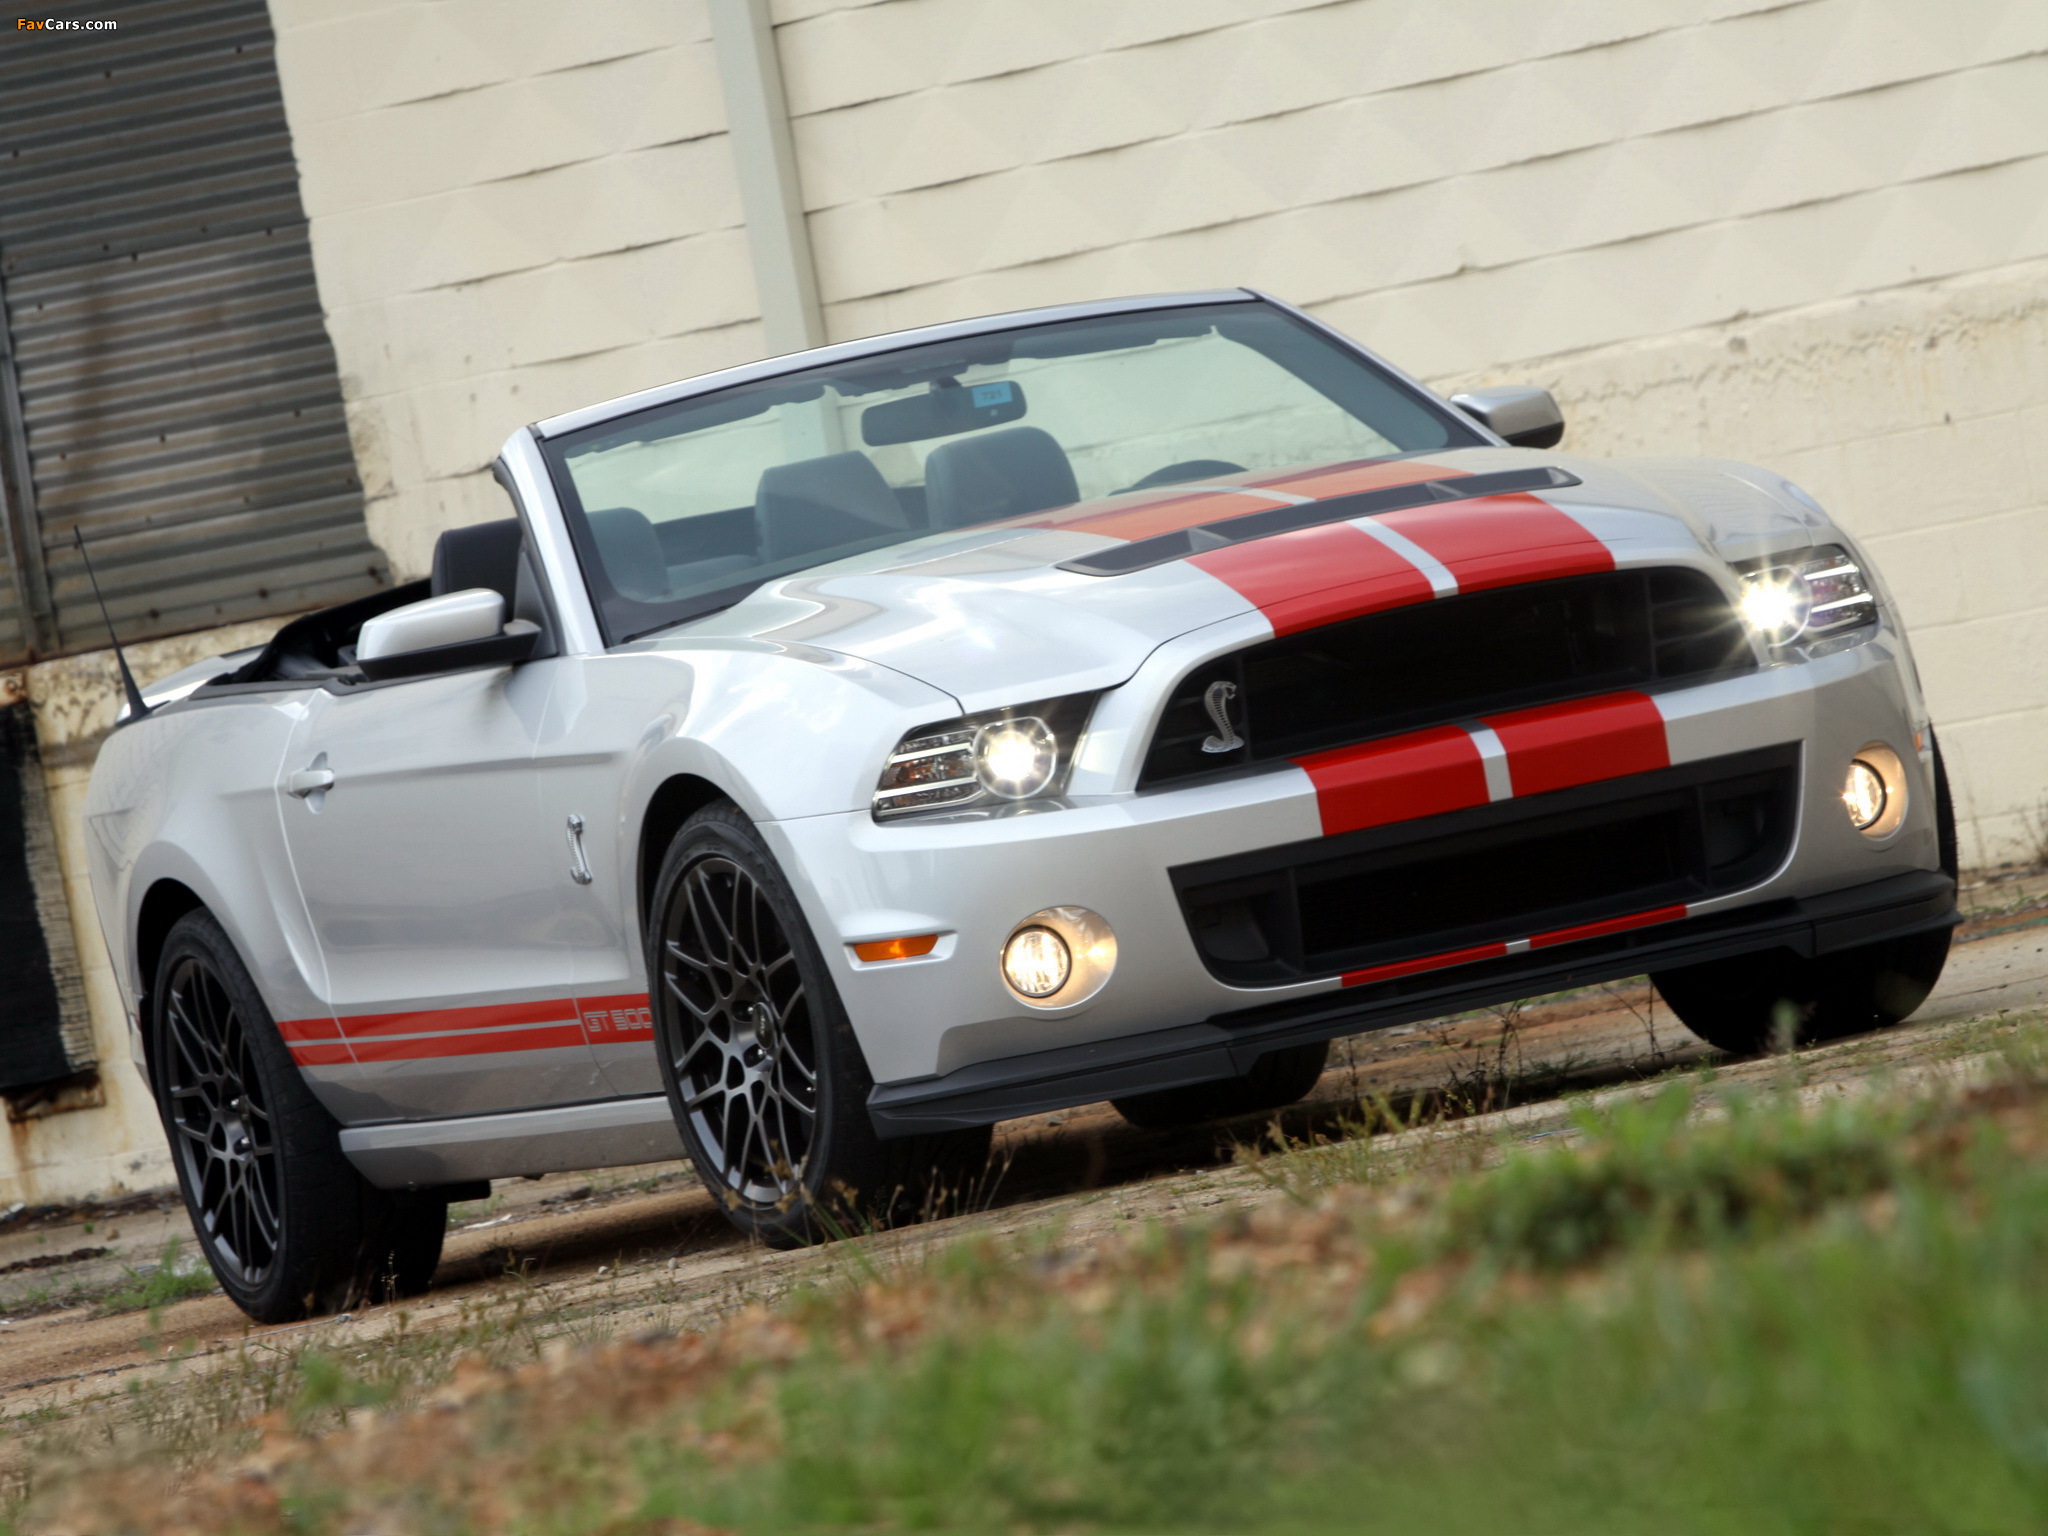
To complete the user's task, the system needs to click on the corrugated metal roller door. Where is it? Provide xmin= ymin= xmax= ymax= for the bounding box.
xmin=0 ymin=0 xmax=388 ymax=664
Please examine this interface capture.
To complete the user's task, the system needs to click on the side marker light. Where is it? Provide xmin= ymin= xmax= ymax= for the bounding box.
xmin=853 ymin=934 xmax=941 ymax=963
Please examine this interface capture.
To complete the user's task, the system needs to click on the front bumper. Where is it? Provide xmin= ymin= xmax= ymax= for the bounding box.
xmin=765 ymin=628 xmax=1943 ymax=1110
xmin=868 ymin=867 xmax=1957 ymax=1134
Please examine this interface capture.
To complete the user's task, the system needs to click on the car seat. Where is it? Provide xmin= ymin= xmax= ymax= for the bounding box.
xmin=922 ymin=426 xmax=1080 ymax=528
xmin=426 ymin=515 xmax=557 ymax=652
xmin=585 ymin=507 xmax=670 ymax=602
xmin=756 ymin=451 xmax=910 ymax=563
xmin=430 ymin=518 xmax=522 ymax=603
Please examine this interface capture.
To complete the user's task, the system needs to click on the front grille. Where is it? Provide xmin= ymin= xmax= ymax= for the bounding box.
xmin=1171 ymin=746 xmax=1799 ymax=985
xmin=1142 ymin=568 xmax=1750 ymax=788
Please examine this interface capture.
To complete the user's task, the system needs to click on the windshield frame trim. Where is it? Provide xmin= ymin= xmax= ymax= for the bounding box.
xmin=534 ymin=290 xmax=1261 ymax=440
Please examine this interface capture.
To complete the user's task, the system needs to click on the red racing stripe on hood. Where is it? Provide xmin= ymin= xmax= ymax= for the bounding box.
xmin=1023 ymin=458 xmax=1463 ymax=543
xmin=1371 ymin=493 xmax=1611 ymax=595
xmin=1189 ymin=522 xmax=1434 ymax=636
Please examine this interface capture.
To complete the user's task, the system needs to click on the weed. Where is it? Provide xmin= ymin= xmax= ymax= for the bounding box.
xmin=92 ymin=1238 xmax=217 ymax=1319
xmin=1435 ymin=1080 xmax=1916 ymax=1268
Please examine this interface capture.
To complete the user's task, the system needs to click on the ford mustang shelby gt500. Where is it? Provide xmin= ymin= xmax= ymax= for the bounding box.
xmin=87 ymin=290 xmax=1957 ymax=1320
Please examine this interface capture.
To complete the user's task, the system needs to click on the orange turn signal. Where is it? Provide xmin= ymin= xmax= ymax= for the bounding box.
xmin=852 ymin=933 xmax=941 ymax=963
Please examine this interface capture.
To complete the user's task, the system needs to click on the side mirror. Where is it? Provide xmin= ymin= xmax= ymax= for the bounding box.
xmin=355 ymin=588 xmax=540 ymax=682
xmin=1449 ymin=385 xmax=1565 ymax=450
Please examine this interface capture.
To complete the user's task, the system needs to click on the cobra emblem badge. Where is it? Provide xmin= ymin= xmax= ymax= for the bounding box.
xmin=1200 ymin=679 xmax=1244 ymax=754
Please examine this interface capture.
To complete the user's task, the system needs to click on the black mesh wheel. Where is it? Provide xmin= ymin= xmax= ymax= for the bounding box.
xmin=650 ymin=803 xmax=990 ymax=1245
xmin=160 ymin=946 xmax=286 ymax=1289
xmin=151 ymin=910 xmax=449 ymax=1322
xmin=661 ymin=851 xmax=821 ymax=1207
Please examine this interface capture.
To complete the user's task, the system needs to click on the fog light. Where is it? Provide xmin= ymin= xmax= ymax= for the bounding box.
xmin=1842 ymin=743 xmax=1908 ymax=840
xmin=1843 ymin=759 xmax=1887 ymax=831
xmin=1002 ymin=926 xmax=1071 ymax=998
xmin=1000 ymin=907 xmax=1118 ymax=1008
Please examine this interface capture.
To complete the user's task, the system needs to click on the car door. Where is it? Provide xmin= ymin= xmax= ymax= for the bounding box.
xmin=529 ymin=655 xmax=662 ymax=1096
xmin=275 ymin=663 xmax=614 ymax=1120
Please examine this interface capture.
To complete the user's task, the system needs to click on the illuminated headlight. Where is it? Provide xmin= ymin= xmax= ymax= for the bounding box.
xmin=1734 ymin=545 xmax=1877 ymax=648
xmin=873 ymin=693 xmax=1097 ymax=821
xmin=976 ymin=717 xmax=1057 ymax=799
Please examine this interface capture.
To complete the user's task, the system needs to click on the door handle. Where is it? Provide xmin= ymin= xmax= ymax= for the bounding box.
xmin=566 ymin=813 xmax=594 ymax=885
xmin=286 ymin=768 xmax=335 ymax=799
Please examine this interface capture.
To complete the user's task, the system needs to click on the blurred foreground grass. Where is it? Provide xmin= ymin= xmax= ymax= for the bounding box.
xmin=16 ymin=1049 xmax=2048 ymax=1535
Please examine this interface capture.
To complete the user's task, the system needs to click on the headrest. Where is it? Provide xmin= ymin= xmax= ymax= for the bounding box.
xmin=430 ymin=518 xmax=523 ymax=602
xmin=586 ymin=507 xmax=669 ymax=602
xmin=756 ymin=451 xmax=908 ymax=563
xmin=923 ymin=426 xmax=1079 ymax=529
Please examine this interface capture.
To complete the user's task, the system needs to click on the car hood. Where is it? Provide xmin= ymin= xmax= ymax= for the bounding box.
xmin=664 ymin=446 xmax=1829 ymax=713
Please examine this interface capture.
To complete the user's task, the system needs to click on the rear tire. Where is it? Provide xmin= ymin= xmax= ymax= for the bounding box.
xmin=151 ymin=910 xmax=446 ymax=1322
xmin=1112 ymin=1039 xmax=1331 ymax=1131
xmin=1654 ymin=734 xmax=1959 ymax=1056
xmin=649 ymin=802 xmax=991 ymax=1247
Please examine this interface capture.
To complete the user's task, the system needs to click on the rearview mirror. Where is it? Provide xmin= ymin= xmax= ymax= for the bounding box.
xmin=355 ymin=588 xmax=539 ymax=682
xmin=1449 ymin=385 xmax=1565 ymax=449
xmin=862 ymin=378 xmax=1027 ymax=446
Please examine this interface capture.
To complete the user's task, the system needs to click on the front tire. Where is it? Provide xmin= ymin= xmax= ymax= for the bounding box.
xmin=152 ymin=910 xmax=445 ymax=1322
xmin=1654 ymin=735 xmax=1959 ymax=1056
xmin=1112 ymin=1040 xmax=1331 ymax=1131
xmin=649 ymin=803 xmax=990 ymax=1247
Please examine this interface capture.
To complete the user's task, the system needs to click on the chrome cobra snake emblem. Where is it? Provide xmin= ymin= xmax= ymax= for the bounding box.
xmin=1200 ymin=679 xmax=1244 ymax=754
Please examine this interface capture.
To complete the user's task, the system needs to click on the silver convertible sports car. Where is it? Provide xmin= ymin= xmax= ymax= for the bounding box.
xmin=86 ymin=290 xmax=1957 ymax=1320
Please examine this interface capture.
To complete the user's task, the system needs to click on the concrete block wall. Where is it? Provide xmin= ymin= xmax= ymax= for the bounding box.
xmin=267 ymin=0 xmax=764 ymax=580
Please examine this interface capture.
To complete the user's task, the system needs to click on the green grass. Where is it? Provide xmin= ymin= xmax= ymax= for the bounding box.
xmin=15 ymin=1063 xmax=2048 ymax=1534
xmin=91 ymin=1238 xmax=218 ymax=1318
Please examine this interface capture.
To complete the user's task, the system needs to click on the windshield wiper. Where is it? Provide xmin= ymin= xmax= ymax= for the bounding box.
xmin=1055 ymin=466 xmax=1582 ymax=577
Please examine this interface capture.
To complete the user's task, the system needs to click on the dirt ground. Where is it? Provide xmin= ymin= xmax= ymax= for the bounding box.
xmin=3 ymin=866 xmax=2044 ymax=1434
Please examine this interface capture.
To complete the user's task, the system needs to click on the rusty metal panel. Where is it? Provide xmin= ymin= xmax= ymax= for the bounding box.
xmin=0 ymin=0 xmax=389 ymax=663
xmin=0 ymin=702 xmax=91 ymax=1091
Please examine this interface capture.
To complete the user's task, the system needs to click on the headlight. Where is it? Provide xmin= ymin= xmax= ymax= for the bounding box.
xmin=873 ymin=693 xmax=1097 ymax=821
xmin=1734 ymin=545 xmax=1877 ymax=648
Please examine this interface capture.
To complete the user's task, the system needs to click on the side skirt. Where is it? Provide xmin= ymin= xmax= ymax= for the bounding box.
xmin=338 ymin=1096 xmax=682 ymax=1190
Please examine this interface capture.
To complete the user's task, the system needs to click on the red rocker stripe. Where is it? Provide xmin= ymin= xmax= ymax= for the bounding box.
xmin=280 ymin=991 xmax=657 ymax=1064
xmin=347 ymin=1022 xmax=591 ymax=1064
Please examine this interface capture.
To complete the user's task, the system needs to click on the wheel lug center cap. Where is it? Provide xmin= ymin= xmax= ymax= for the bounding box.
xmin=736 ymin=999 xmax=778 ymax=1051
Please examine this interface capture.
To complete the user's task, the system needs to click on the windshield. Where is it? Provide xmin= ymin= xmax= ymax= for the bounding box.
xmin=542 ymin=300 xmax=1483 ymax=643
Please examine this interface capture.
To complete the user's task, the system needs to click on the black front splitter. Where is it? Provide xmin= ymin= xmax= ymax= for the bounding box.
xmin=866 ymin=869 xmax=1957 ymax=1138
